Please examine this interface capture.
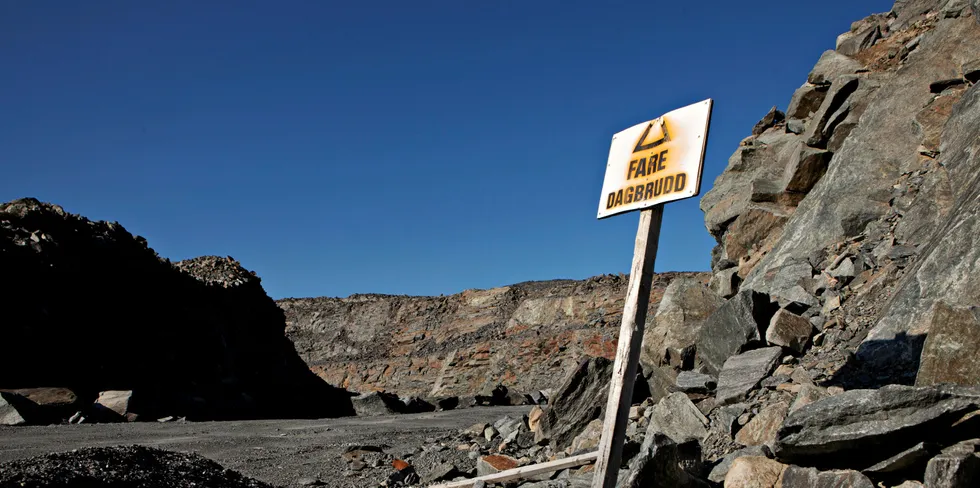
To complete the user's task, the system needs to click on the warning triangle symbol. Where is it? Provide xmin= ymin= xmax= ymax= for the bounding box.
xmin=633 ymin=118 xmax=671 ymax=153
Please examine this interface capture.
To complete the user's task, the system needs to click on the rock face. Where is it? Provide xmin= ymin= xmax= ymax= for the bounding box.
xmin=700 ymin=0 xmax=980 ymax=388
xmin=0 ymin=198 xmax=352 ymax=421
xmin=278 ymin=272 xmax=707 ymax=398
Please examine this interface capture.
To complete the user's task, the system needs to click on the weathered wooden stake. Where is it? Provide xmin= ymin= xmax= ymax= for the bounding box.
xmin=429 ymin=452 xmax=598 ymax=488
xmin=591 ymin=205 xmax=664 ymax=488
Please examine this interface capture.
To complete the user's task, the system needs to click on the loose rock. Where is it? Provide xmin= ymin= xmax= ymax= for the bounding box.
xmin=716 ymin=347 xmax=783 ymax=405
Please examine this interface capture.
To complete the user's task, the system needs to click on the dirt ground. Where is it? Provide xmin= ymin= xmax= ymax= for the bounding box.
xmin=0 ymin=406 xmax=531 ymax=488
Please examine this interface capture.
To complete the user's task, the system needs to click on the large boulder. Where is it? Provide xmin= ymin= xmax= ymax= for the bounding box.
xmin=646 ymin=392 xmax=709 ymax=444
xmin=0 ymin=388 xmax=82 ymax=424
xmin=640 ymin=278 xmax=725 ymax=373
xmin=766 ymin=309 xmax=814 ymax=354
xmin=807 ymin=50 xmax=864 ymax=86
xmin=917 ymin=303 xmax=980 ymax=387
xmin=93 ymin=390 xmax=140 ymax=422
xmin=696 ymin=290 xmax=776 ymax=375
xmin=537 ymin=357 xmax=612 ymax=450
xmin=774 ymin=384 xmax=980 ymax=469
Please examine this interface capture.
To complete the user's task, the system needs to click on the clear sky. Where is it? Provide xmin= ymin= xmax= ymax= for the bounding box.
xmin=1 ymin=1 xmax=895 ymax=299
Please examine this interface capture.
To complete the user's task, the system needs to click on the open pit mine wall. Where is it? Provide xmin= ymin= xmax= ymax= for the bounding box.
xmin=0 ymin=198 xmax=353 ymax=420
xmin=278 ymin=272 xmax=710 ymax=399
xmin=700 ymin=0 xmax=980 ymax=386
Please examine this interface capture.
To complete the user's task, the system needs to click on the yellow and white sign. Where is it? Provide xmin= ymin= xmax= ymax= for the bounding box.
xmin=597 ymin=99 xmax=712 ymax=219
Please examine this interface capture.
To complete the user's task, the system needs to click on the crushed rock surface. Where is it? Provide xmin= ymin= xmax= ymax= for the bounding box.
xmin=0 ymin=406 xmax=531 ymax=488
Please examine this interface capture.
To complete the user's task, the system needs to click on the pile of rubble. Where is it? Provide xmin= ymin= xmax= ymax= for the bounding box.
xmin=0 ymin=445 xmax=273 ymax=488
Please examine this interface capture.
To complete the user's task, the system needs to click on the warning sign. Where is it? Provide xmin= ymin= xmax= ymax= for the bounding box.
xmin=597 ymin=99 xmax=712 ymax=219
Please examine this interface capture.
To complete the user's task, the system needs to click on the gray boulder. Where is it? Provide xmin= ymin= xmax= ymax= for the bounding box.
xmin=640 ymin=278 xmax=725 ymax=373
xmin=709 ymin=267 xmax=740 ymax=299
xmin=619 ymin=433 xmax=711 ymax=488
xmin=646 ymin=392 xmax=709 ymax=444
xmin=774 ymin=384 xmax=980 ymax=469
xmin=783 ymin=144 xmax=833 ymax=194
xmin=538 ymin=357 xmax=612 ymax=451
xmin=787 ymin=84 xmax=830 ymax=120
xmin=807 ymin=50 xmax=863 ymax=85
xmin=716 ymin=347 xmax=783 ymax=405
xmin=696 ymin=290 xmax=776 ymax=375
xmin=0 ymin=392 xmax=28 ymax=426
xmin=676 ymin=371 xmax=716 ymax=394
xmin=351 ymin=391 xmax=403 ymax=416
xmin=766 ymin=309 xmax=814 ymax=354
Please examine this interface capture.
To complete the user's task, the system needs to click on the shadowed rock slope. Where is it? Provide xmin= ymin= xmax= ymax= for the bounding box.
xmin=0 ymin=198 xmax=352 ymax=421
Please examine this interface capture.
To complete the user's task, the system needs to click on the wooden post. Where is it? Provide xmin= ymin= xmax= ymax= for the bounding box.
xmin=591 ymin=205 xmax=663 ymax=488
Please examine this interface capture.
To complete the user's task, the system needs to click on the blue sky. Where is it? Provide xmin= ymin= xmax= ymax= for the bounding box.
xmin=1 ymin=1 xmax=895 ymax=299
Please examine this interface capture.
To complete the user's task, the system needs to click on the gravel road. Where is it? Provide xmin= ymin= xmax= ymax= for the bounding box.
xmin=0 ymin=406 xmax=532 ymax=487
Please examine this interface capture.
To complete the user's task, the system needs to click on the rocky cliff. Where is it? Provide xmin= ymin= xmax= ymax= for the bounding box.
xmin=0 ymin=198 xmax=352 ymax=421
xmin=278 ymin=272 xmax=709 ymax=399
xmin=699 ymin=0 xmax=980 ymax=388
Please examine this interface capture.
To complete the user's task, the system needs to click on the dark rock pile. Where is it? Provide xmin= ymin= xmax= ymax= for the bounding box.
xmin=0 ymin=445 xmax=274 ymax=488
xmin=0 ymin=197 xmax=353 ymax=423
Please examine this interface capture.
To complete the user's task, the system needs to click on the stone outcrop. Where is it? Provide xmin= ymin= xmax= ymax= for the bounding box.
xmin=0 ymin=198 xmax=352 ymax=421
xmin=699 ymin=0 xmax=980 ymax=389
xmin=278 ymin=272 xmax=707 ymax=399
